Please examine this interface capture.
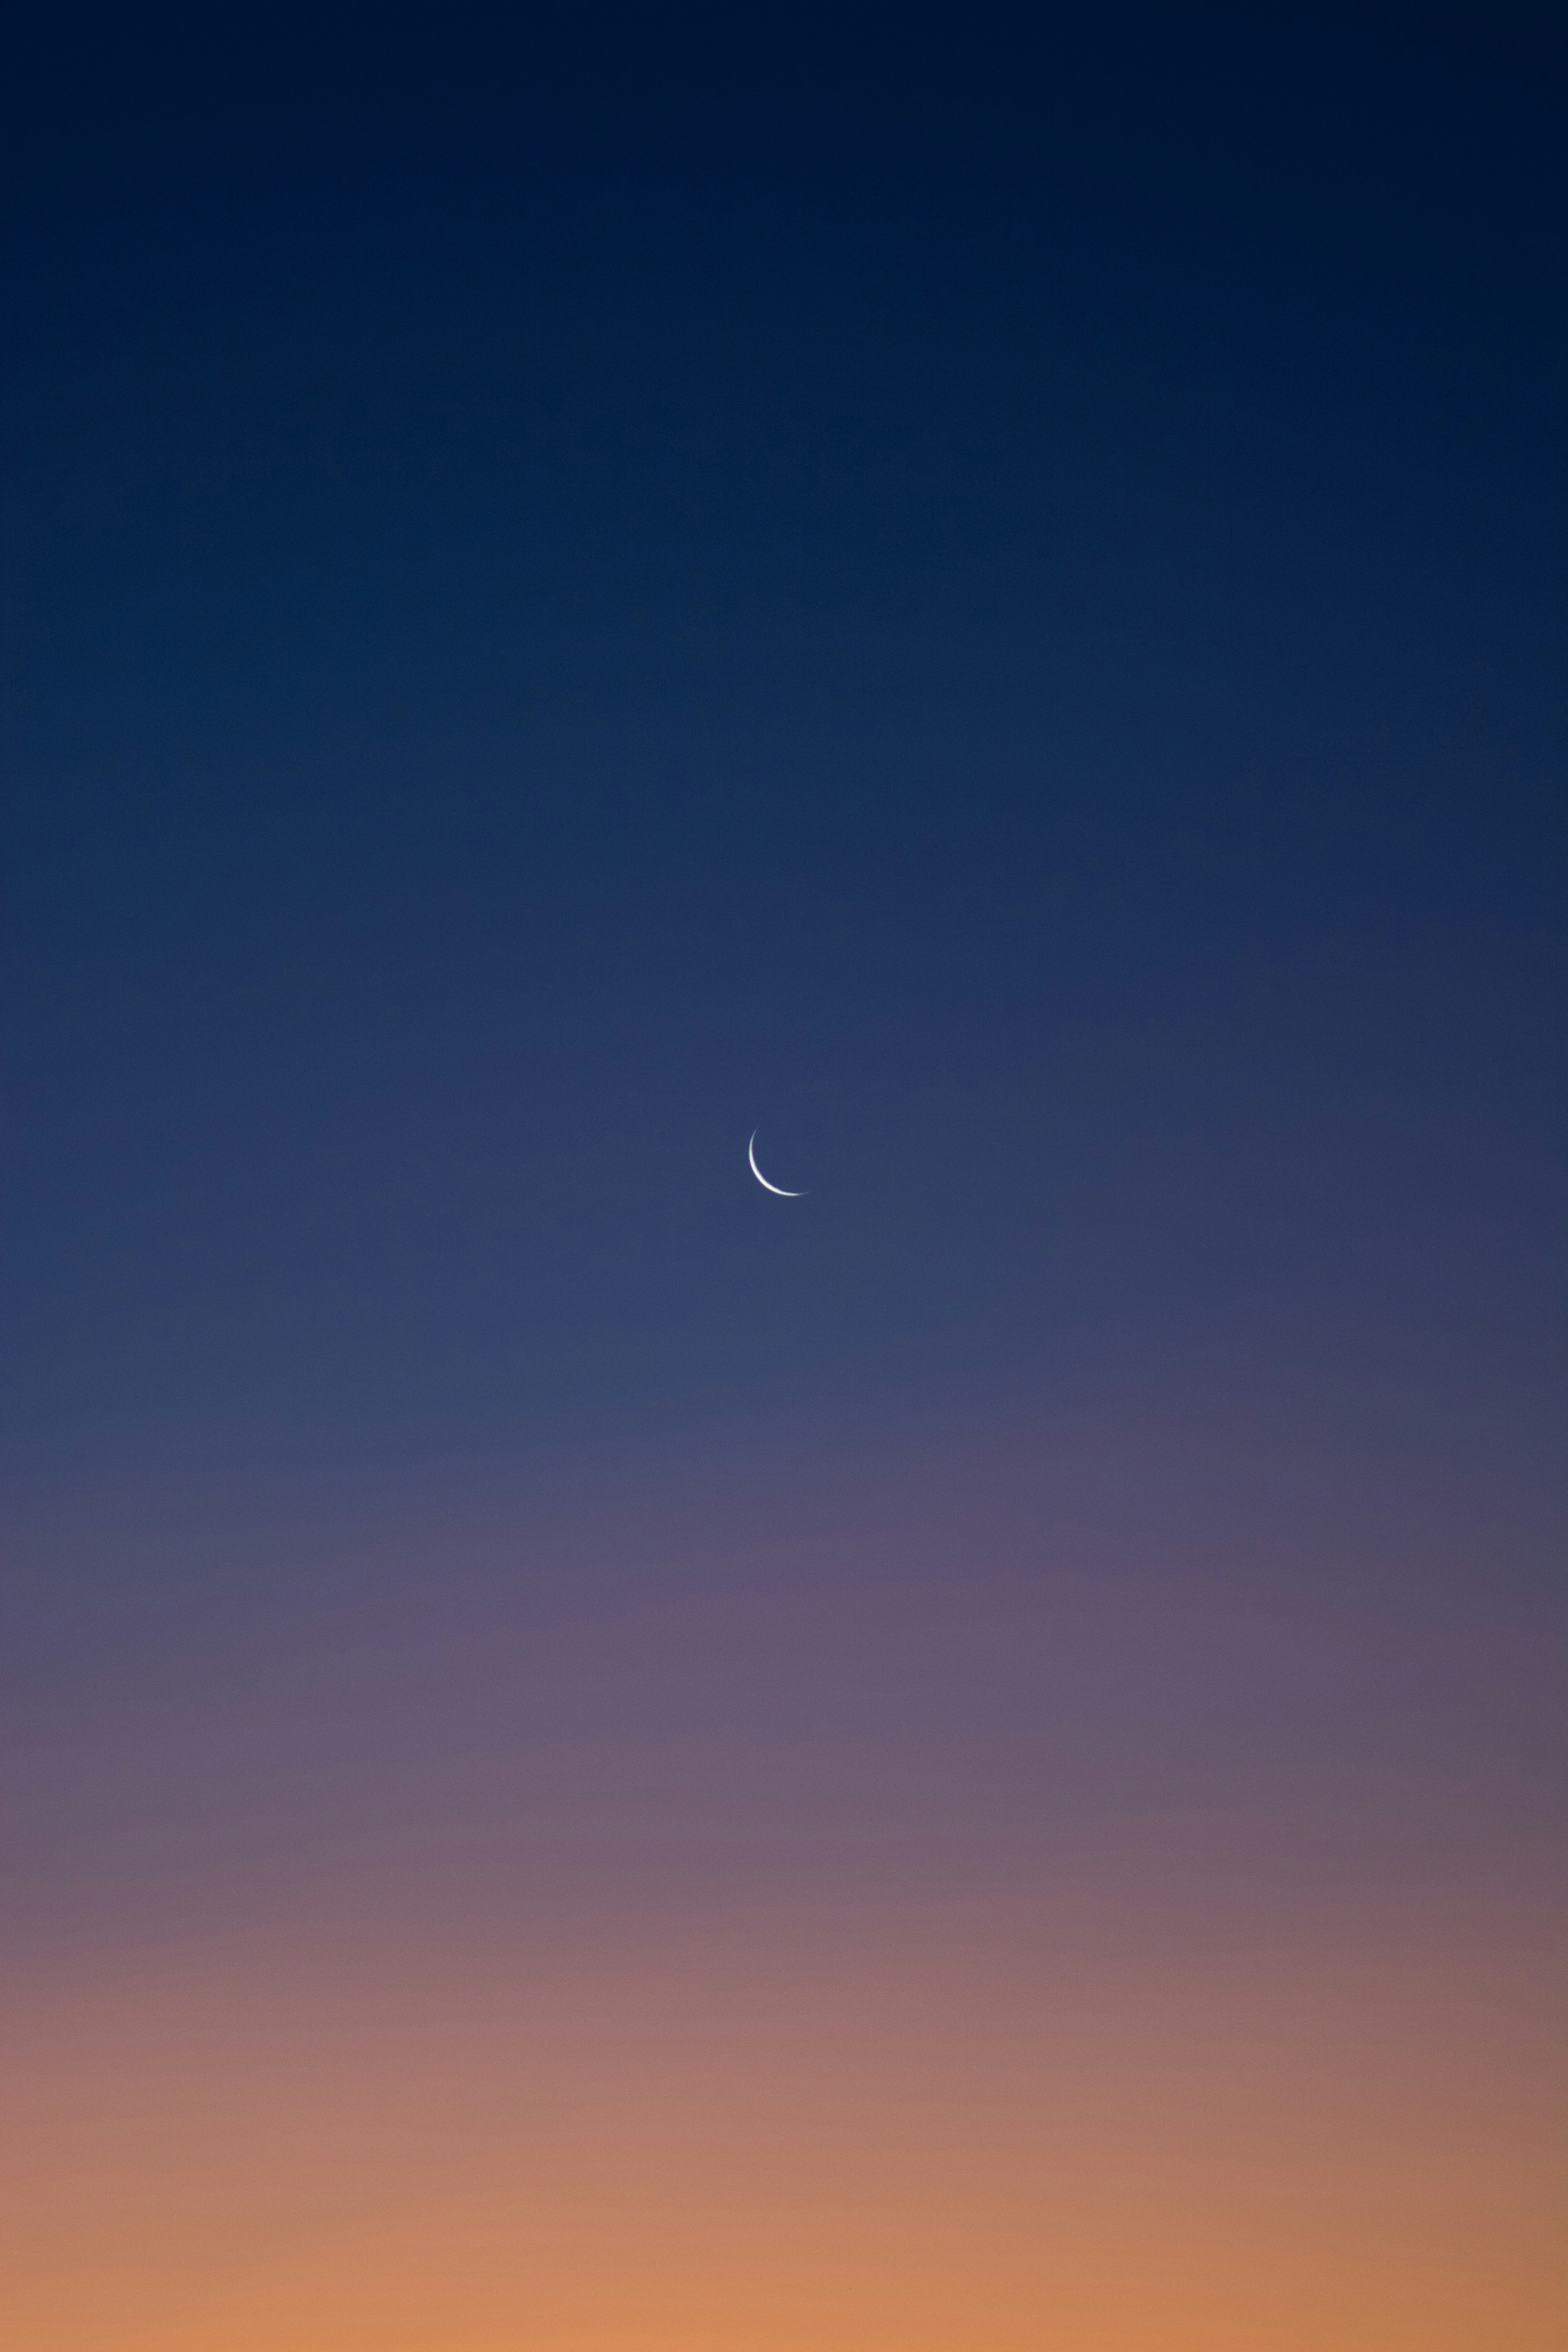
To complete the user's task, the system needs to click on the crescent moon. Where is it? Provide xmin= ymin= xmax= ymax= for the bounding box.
xmin=748 ymin=1131 xmax=804 ymax=1197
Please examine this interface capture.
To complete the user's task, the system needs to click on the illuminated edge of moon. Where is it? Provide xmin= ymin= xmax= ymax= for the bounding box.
xmin=748 ymin=1131 xmax=804 ymax=1197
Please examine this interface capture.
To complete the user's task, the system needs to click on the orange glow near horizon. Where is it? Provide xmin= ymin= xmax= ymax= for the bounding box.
xmin=5 ymin=1378 xmax=1563 ymax=2349
xmin=7 ymin=1887 xmax=1563 ymax=2350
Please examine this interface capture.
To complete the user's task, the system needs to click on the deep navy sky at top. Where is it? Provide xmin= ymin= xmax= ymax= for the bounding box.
xmin=3 ymin=8 xmax=1563 ymax=1457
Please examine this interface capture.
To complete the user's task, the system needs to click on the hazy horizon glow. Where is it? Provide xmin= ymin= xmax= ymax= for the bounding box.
xmin=7 ymin=1267 xmax=1563 ymax=2346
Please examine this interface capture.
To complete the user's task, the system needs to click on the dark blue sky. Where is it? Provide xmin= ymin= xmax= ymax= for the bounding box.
xmin=4 ymin=7 xmax=1563 ymax=1459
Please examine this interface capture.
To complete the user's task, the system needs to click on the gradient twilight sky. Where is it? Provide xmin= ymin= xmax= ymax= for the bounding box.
xmin=2 ymin=9 xmax=1564 ymax=2348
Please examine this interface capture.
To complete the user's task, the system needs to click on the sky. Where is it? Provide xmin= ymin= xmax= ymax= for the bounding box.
xmin=2 ymin=9 xmax=1564 ymax=2348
